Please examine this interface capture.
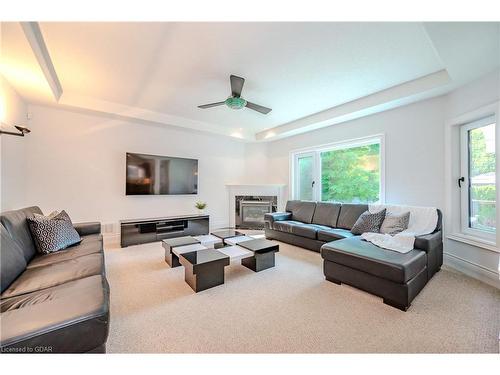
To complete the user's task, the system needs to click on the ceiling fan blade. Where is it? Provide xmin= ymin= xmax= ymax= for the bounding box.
xmin=198 ymin=101 xmax=225 ymax=109
xmin=230 ymin=75 xmax=245 ymax=97
xmin=245 ymin=101 xmax=272 ymax=114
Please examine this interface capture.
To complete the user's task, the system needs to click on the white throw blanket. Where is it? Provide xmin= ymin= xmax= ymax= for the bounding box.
xmin=360 ymin=204 xmax=438 ymax=253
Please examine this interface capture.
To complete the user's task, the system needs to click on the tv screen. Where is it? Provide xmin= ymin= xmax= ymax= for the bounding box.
xmin=126 ymin=153 xmax=198 ymax=195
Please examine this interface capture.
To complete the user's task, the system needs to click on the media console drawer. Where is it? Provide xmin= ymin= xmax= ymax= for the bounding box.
xmin=120 ymin=215 xmax=209 ymax=247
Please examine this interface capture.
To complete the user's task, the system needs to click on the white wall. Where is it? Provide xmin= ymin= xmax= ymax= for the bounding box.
xmin=266 ymin=96 xmax=446 ymax=208
xmin=1 ymin=76 xmax=28 ymax=211
xmin=242 ymin=142 xmax=270 ymax=184
xmin=9 ymin=104 xmax=246 ymax=240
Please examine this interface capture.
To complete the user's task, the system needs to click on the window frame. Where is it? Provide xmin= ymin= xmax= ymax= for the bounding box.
xmin=459 ymin=115 xmax=497 ymax=241
xmin=290 ymin=134 xmax=385 ymax=203
xmin=293 ymin=151 xmax=318 ymax=201
xmin=444 ymin=100 xmax=500 ymax=253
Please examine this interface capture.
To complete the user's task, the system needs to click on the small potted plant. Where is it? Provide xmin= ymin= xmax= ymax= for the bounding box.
xmin=195 ymin=201 xmax=207 ymax=214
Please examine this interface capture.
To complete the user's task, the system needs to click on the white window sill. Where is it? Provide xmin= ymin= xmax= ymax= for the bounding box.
xmin=446 ymin=233 xmax=499 ymax=253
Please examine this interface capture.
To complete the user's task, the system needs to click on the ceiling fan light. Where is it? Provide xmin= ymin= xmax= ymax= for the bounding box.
xmin=225 ymin=97 xmax=247 ymax=110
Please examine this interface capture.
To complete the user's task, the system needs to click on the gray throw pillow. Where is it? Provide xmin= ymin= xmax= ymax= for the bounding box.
xmin=28 ymin=210 xmax=81 ymax=254
xmin=380 ymin=212 xmax=410 ymax=235
xmin=350 ymin=209 xmax=386 ymax=235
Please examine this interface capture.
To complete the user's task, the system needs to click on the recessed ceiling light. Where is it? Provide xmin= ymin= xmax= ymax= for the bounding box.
xmin=230 ymin=131 xmax=244 ymax=139
xmin=264 ymin=132 xmax=275 ymax=139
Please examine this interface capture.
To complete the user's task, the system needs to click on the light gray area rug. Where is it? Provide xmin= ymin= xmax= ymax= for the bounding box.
xmin=105 ymin=239 xmax=500 ymax=353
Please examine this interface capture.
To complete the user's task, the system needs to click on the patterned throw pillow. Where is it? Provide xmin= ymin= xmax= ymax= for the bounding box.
xmin=380 ymin=212 xmax=410 ymax=235
xmin=350 ymin=209 xmax=386 ymax=235
xmin=28 ymin=210 xmax=81 ymax=254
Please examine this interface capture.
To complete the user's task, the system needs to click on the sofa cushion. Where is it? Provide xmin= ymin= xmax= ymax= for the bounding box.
xmin=321 ymin=237 xmax=426 ymax=283
xmin=317 ymin=228 xmax=355 ymax=242
xmin=285 ymin=200 xmax=301 ymax=213
xmin=350 ymin=209 xmax=386 ymax=235
xmin=285 ymin=200 xmax=316 ymax=223
xmin=289 ymin=223 xmax=332 ymax=239
xmin=1 ymin=226 xmax=27 ymax=294
xmin=0 ymin=275 xmax=109 ymax=352
xmin=27 ymin=235 xmax=103 ymax=269
xmin=336 ymin=204 xmax=368 ymax=230
xmin=291 ymin=224 xmax=320 ymax=239
xmin=1 ymin=253 xmax=104 ymax=299
xmin=273 ymin=220 xmax=303 ymax=232
xmin=1 ymin=206 xmax=43 ymax=263
xmin=312 ymin=202 xmax=341 ymax=227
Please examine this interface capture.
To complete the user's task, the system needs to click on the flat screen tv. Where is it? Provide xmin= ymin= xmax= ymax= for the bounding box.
xmin=126 ymin=153 xmax=198 ymax=195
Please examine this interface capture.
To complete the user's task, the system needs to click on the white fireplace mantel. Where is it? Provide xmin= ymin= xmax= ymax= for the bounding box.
xmin=225 ymin=183 xmax=287 ymax=228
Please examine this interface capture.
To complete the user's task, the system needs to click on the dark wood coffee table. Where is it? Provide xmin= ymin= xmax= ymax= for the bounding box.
xmin=164 ymin=234 xmax=280 ymax=292
xmin=178 ymin=249 xmax=230 ymax=292
xmin=162 ymin=236 xmax=202 ymax=267
xmin=238 ymin=238 xmax=280 ymax=272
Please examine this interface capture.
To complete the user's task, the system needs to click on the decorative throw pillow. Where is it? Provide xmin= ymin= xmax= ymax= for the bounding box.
xmin=350 ymin=209 xmax=386 ymax=235
xmin=28 ymin=210 xmax=81 ymax=254
xmin=380 ymin=211 xmax=410 ymax=236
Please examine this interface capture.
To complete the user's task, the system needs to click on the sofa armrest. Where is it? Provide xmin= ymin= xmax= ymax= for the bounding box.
xmin=414 ymin=230 xmax=443 ymax=280
xmin=74 ymin=222 xmax=102 ymax=236
xmin=264 ymin=212 xmax=292 ymax=229
xmin=414 ymin=231 xmax=442 ymax=252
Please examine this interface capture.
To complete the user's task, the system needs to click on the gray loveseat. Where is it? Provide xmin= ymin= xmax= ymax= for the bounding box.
xmin=1 ymin=206 xmax=110 ymax=353
xmin=265 ymin=200 xmax=443 ymax=310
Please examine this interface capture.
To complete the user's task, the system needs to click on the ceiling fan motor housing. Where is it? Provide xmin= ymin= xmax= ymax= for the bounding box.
xmin=225 ymin=96 xmax=247 ymax=110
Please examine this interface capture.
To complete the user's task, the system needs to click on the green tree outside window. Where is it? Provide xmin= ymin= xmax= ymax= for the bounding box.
xmin=321 ymin=143 xmax=380 ymax=203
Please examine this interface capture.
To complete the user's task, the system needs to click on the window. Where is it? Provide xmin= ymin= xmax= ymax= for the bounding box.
xmin=296 ymin=152 xmax=315 ymax=200
xmin=460 ymin=116 xmax=496 ymax=240
xmin=292 ymin=136 xmax=383 ymax=203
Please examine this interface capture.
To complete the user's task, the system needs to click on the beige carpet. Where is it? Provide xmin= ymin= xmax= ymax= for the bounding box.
xmin=104 ymin=237 xmax=500 ymax=353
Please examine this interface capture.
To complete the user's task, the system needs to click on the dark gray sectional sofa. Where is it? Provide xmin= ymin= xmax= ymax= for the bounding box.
xmin=0 ymin=206 xmax=110 ymax=353
xmin=265 ymin=200 xmax=443 ymax=311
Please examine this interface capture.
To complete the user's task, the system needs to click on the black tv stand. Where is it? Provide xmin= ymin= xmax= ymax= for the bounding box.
xmin=120 ymin=214 xmax=209 ymax=247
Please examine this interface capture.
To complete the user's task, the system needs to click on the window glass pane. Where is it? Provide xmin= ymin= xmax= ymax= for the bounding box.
xmin=321 ymin=143 xmax=380 ymax=203
xmin=297 ymin=155 xmax=314 ymax=200
xmin=468 ymin=123 xmax=496 ymax=233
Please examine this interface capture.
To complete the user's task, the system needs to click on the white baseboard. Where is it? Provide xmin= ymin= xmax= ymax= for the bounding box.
xmin=443 ymin=252 xmax=500 ymax=289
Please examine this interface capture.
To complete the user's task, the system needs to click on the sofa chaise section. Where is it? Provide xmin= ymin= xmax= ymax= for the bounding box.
xmin=321 ymin=210 xmax=442 ymax=310
xmin=321 ymin=237 xmax=429 ymax=310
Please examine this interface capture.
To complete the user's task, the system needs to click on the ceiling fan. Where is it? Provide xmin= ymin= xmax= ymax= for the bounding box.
xmin=198 ymin=75 xmax=272 ymax=114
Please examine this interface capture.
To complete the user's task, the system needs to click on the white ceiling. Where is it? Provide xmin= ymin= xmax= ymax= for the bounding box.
xmin=1 ymin=22 xmax=499 ymax=140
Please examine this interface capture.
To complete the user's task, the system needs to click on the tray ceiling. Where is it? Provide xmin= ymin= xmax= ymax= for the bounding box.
xmin=1 ymin=22 xmax=499 ymax=140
